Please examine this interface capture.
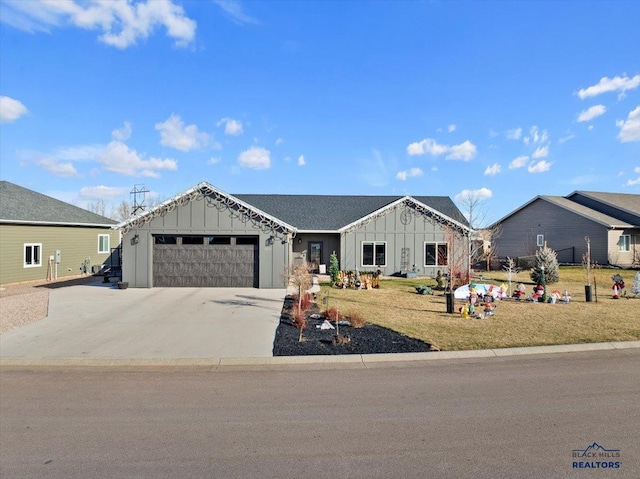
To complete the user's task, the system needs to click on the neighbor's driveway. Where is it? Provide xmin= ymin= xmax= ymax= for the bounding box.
xmin=0 ymin=282 xmax=285 ymax=360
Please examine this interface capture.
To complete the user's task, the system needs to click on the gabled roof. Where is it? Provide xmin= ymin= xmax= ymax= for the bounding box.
xmin=116 ymin=182 xmax=468 ymax=234
xmin=492 ymin=192 xmax=639 ymax=229
xmin=0 ymin=181 xmax=117 ymax=227
xmin=117 ymin=182 xmax=297 ymax=235
xmin=566 ymin=191 xmax=640 ymax=223
xmin=234 ymin=194 xmax=468 ymax=231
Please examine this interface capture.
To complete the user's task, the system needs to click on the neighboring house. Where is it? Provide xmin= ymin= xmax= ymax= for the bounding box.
xmin=117 ymin=181 xmax=470 ymax=288
xmin=0 ymin=181 xmax=120 ymax=285
xmin=491 ymin=191 xmax=640 ymax=267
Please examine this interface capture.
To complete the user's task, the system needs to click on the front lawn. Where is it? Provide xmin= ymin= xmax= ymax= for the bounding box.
xmin=317 ymin=267 xmax=640 ymax=351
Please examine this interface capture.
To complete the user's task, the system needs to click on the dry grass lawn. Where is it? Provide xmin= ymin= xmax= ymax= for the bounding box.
xmin=319 ymin=267 xmax=640 ymax=351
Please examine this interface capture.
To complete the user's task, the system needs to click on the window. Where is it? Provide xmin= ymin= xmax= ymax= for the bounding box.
xmin=208 ymin=236 xmax=231 ymax=245
xmin=24 ymin=243 xmax=42 ymax=268
xmin=181 ymin=236 xmax=204 ymax=245
xmin=98 ymin=234 xmax=110 ymax=253
xmin=536 ymin=234 xmax=544 ymax=247
xmin=154 ymin=235 xmax=177 ymax=245
xmin=425 ymin=243 xmax=448 ymax=266
xmin=362 ymin=241 xmax=386 ymax=267
xmin=619 ymin=234 xmax=631 ymax=252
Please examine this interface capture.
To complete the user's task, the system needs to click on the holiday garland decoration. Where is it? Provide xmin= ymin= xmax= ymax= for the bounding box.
xmin=118 ymin=182 xmax=297 ymax=239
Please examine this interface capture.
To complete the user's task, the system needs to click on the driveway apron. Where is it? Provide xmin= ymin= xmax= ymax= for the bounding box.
xmin=0 ymin=282 xmax=285 ymax=359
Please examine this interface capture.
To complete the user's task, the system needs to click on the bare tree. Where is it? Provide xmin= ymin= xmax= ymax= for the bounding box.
xmin=87 ymin=199 xmax=108 ymax=217
xmin=111 ymin=200 xmax=131 ymax=221
xmin=455 ymin=189 xmax=497 ymax=276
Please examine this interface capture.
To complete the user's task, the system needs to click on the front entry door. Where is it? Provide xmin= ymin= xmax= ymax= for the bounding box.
xmin=308 ymin=241 xmax=323 ymax=272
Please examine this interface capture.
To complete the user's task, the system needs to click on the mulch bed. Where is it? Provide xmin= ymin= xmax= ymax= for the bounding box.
xmin=272 ymin=296 xmax=434 ymax=356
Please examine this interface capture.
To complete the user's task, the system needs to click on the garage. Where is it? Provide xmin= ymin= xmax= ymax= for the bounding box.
xmin=153 ymin=235 xmax=259 ymax=287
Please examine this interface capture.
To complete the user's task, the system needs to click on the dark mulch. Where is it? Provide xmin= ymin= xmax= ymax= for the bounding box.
xmin=273 ymin=297 xmax=434 ymax=356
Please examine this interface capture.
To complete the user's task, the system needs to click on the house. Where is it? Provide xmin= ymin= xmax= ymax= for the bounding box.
xmin=117 ymin=181 xmax=470 ymax=288
xmin=491 ymin=191 xmax=640 ymax=267
xmin=0 ymin=181 xmax=120 ymax=285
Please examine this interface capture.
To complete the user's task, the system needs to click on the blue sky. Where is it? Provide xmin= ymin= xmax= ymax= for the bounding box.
xmin=1 ymin=0 xmax=639 ymax=225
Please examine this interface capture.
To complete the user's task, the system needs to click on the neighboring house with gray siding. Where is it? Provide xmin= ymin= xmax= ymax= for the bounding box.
xmin=0 ymin=181 xmax=120 ymax=285
xmin=491 ymin=191 xmax=640 ymax=267
xmin=117 ymin=182 xmax=469 ymax=288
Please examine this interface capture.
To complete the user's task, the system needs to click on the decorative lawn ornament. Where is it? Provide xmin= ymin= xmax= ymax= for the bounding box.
xmin=611 ymin=274 xmax=625 ymax=299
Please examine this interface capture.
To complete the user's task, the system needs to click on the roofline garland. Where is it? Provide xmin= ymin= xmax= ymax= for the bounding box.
xmin=119 ymin=182 xmax=297 ymax=238
xmin=339 ymin=196 xmax=470 ymax=235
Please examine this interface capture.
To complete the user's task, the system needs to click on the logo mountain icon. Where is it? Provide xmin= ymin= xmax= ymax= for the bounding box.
xmin=573 ymin=442 xmax=620 ymax=457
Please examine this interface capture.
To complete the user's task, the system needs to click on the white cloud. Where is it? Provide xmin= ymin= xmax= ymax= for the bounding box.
xmin=447 ymin=140 xmax=477 ymax=161
xmin=155 ymin=114 xmax=209 ymax=151
xmin=532 ymin=145 xmax=549 ymax=159
xmin=454 ymin=188 xmax=493 ymax=203
xmin=616 ymin=106 xmax=640 ymax=142
xmin=112 ymin=121 xmax=132 ymax=141
xmin=275 ymin=138 xmax=284 ymax=145
xmin=588 ymin=125 xmax=595 ymax=131
xmin=484 ymin=163 xmax=501 ymax=176
xmin=36 ymin=157 xmax=79 ymax=178
xmin=0 ymin=95 xmax=28 ymax=123
xmin=509 ymin=156 xmax=529 ymax=169
xmin=217 ymin=117 xmax=243 ymax=136
xmin=523 ymin=126 xmax=548 ymax=145
xmin=297 ymin=155 xmax=305 ymax=166
xmin=1 ymin=0 xmax=196 ymax=49
xmin=100 ymin=141 xmax=177 ymax=177
xmin=558 ymin=134 xmax=576 ymax=144
xmin=627 ymin=177 xmax=640 ymax=186
xmin=212 ymin=0 xmax=259 ymax=25
xmin=396 ymin=167 xmax=423 ymax=181
xmin=79 ymin=185 xmax=128 ymax=198
xmin=577 ymin=105 xmax=606 ymax=123
xmin=577 ymin=74 xmax=640 ymax=100
xmin=505 ymin=127 xmax=522 ymax=140
xmin=407 ymin=138 xmax=477 ymax=161
xmin=238 ymin=146 xmax=270 ymax=169
xmin=448 ymin=124 xmax=456 ymax=133
xmin=635 ymin=167 xmax=640 ymax=173
xmin=407 ymin=138 xmax=449 ymax=156
xmin=528 ymin=160 xmax=552 ymax=173
xmin=208 ymin=157 xmax=221 ymax=165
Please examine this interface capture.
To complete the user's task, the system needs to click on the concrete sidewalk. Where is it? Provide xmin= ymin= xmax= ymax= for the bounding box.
xmin=0 ymin=281 xmax=286 ymax=360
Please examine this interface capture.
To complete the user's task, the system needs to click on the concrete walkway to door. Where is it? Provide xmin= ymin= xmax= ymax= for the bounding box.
xmin=0 ymin=281 xmax=286 ymax=360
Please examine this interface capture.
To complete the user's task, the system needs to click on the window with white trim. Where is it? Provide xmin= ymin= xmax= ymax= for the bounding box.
xmin=98 ymin=234 xmax=110 ymax=254
xmin=24 ymin=243 xmax=42 ymax=268
xmin=425 ymin=243 xmax=448 ymax=266
xmin=619 ymin=234 xmax=631 ymax=252
xmin=362 ymin=241 xmax=386 ymax=267
xmin=536 ymin=234 xmax=544 ymax=247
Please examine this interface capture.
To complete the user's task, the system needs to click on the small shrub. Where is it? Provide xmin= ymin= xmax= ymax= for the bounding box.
xmin=292 ymin=312 xmax=306 ymax=342
xmin=323 ymin=307 xmax=344 ymax=322
xmin=347 ymin=311 xmax=366 ymax=328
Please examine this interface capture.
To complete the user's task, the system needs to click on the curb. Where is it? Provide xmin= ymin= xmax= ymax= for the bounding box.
xmin=1 ymin=341 xmax=639 ymax=369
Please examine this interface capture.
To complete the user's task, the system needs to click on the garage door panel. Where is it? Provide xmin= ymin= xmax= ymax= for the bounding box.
xmin=153 ymin=240 xmax=257 ymax=287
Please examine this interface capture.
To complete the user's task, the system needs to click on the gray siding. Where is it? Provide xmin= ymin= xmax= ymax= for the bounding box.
xmin=0 ymin=224 xmax=120 ymax=285
xmin=340 ymin=207 xmax=465 ymax=277
xmin=292 ymin=233 xmax=340 ymax=270
xmin=121 ymin=195 xmax=289 ymax=288
xmin=494 ymin=199 xmax=609 ymax=264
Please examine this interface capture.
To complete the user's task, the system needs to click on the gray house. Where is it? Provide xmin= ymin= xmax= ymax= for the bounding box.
xmin=0 ymin=181 xmax=120 ymax=285
xmin=117 ymin=181 xmax=469 ymax=288
xmin=491 ymin=191 xmax=640 ymax=267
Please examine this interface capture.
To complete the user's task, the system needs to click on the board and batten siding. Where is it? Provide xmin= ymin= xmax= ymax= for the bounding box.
xmin=0 ymin=224 xmax=120 ymax=285
xmin=121 ymin=195 xmax=290 ymax=288
xmin=494 ymin=199 xmax=608 ymax=264
xmin=340 ymin=206 xmax=464 ymax=277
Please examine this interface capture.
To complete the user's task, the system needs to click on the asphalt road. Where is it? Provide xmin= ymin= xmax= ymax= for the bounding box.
xmin=1 ymin=350 xmax=638 ymax=479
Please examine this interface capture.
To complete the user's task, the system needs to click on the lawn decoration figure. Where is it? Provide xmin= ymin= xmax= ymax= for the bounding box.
xmin=611 ymin=274 xmax=625 ymax=299
xmin=513 ymin=282 xmax=526 ymax=300
xmin=632 ymin=272 xmax=640 ymax=298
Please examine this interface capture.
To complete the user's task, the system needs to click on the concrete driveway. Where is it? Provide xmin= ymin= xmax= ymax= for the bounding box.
xmin=0 ymin=281 xmax=286 ymax=360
